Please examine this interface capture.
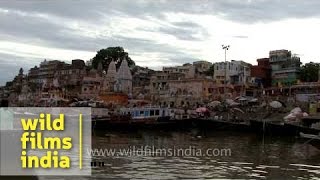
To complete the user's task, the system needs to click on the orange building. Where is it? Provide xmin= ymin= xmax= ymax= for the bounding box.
xmin=98 ymin=92 xmax=128 ymax=106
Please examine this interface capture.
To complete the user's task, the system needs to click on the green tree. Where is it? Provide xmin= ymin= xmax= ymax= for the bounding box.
xmin=19 ymin=67 xmax=24 ymax=76
xmin=300 ymin=62 xmax=320 ymax=82
xmin=204 ymin=64 xmax=215 ymax=76
xmin=91 ymin=47 xmax=135 ymax=70
xmin=5 ymin=81 xmax=13 ymax=87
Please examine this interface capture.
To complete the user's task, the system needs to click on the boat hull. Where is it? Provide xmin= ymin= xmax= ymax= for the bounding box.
xmin=300 ymin=132 xmax=320 ymax=149
xmin=249 ymin=120 xmax=296 ymax=136
xmin=250 ymin=120 xmax=320 ymax=136
xmin=92 ymin=116 xmax=194 ymax=130
xmin=284 ymin=123 xmax=320 ymax=136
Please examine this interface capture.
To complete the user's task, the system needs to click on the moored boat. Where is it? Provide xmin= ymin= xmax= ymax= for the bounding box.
xmin=120 ymin=106 xmax=171 ymax=124
xmin=249 ymin=119 xmax=291 ymax=136
xmin=300 ymin=132 xmax=320 ymax=149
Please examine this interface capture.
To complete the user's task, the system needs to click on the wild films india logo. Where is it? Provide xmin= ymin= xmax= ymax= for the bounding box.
xmin=20 ymin=113 xmax=73 ymax=169
xmin=0 ymin=107 xmax=92 ymax=176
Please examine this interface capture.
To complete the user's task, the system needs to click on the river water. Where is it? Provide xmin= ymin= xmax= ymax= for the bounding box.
xmin=41 ymin=130 xmax=320 ymax=179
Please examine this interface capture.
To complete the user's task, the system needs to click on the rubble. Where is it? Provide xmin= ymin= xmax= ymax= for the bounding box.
xmin=284 ymin=107 xmax=308 ymax=122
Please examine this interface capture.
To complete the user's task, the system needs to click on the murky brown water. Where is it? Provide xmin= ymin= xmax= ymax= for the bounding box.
xmin=41 ymin=130 xmax=320 ymax=179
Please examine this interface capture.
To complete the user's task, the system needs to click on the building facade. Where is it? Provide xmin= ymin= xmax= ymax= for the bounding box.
xmin=250 ymin=58 xmax=272 ymax=88
xmin=269 ymin=49 xmax=301 ymax=86
xmin=214 ymin=60 xmax=251 ymax=85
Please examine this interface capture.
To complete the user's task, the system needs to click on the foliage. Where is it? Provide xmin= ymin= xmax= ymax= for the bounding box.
xmin=204 ymin=64 xmax=215 ymax=76
xmin=300 ymin=62 xmax=320 ymax=82
xmin=91 ymin=47 xmax=135 ymax=70
xmin=19 ymin=67 xmax=24 ymax=75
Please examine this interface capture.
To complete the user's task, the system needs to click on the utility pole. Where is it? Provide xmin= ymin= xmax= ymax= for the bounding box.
xmin=222 ymin=45 xmax=230 ymax=100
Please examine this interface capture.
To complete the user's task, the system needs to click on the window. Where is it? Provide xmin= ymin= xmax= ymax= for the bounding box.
xmin=155 ymin=110 xmax=160 ymax=116
xmin=140 ymin=111 xmax=144 ymax=116
xmin=150 ymin=110 xmax=155 ymax=116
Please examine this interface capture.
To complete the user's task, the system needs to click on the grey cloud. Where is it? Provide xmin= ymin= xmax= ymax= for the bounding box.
xmin=158 ymin=26 xmax=201 ymax=41
xmin=0 ymin=9 xmax=112 ymax=52
xmin=172 ymin=22 xmax=202 ymax=28
xmin=113 ymin=36 xmax=197 ymax=64
xmin=0 ymin=0 xmax=319 ymax=52
xmin=2 ymin=0 xmax=320 ymax=24
xmin=0 ymin=4 xmax=207 ymax=53
xmin=136 ymin=20 xmax=208 ymax=41
xmin=1 ymin=0 xmax=320 ymax=84
xmin=0 ymin=53 xmax=43 ymax=85
xmin=158 ymin=21 xmax=208 ymax=41
xmin=202 ymin=0 xmax=320 ymax=23
xmin=233 ymin=35 xmax=249 ymax=39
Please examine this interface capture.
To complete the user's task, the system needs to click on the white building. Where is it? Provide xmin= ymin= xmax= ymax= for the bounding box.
xmin=214 ymin=60 xmax=251 ymax=85
xmin=162 ymin=61 xmax=212 ymax=79
xmin=163 ymin=64 xmax=192 ymax=75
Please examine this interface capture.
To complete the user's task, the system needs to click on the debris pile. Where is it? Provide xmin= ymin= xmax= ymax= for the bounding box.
xmin=269 ymin=101 xmax=282 ymax=109
xmin=311 ymin=122 xmax=320 ymax=130
xmin=283 ymin=107 xmax=308 ymax=122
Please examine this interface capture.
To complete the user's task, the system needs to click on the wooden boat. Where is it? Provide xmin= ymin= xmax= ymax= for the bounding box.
xmin=93 ymin=107 xmax=173 ymax=129
xmin=207 ymin=117 xmax=251 ymax=131
xmin=250 ymin=113 xmax=320 ymax=136
xmin=300 ymin=132 xmax=320 ymax=149
xmin=249 ymin=119 xmax=291 ymax=136
xmin=92 ymin=113 xmax=132 ymax=129
xmin=283 ymin=116 xmax=320 ymax=135
xmin=120 ymin=106 xmax=171 ymax=124
xmin=283 ymin=122 xmax=320 ymax=136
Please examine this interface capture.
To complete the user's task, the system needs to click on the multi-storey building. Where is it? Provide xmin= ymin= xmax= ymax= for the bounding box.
xmin=150 ymin=77 xmax=215 ymax=107
xmin=251 ymin=58 xmax=272 ymax=88
xmin=163 ymin=60 xmax=212 ymax=79
xmin=269 ymin=49 xmax=301 ymax=86
xmin=214 ymin=60 xmax=251 ymax=85
xmin=132 ymin=66 xmax=155 ymax=87
xmin=37 ymin=59 xmax=66 ymax=86
xmin=28 ymin=66 xmax=40 ymax=84
xmin=150 ymin=62 xmax=216 ymax=107
xmin=192 ymin=60 xmax=213 ymax=77
xmin=54 ymin=59 xmax=86 ymax=86
xmin=163 ymin=64 xmax=193 ymax=77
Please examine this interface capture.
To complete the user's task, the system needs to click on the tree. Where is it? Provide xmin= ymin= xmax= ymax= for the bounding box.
xmin=91 ymin=47 xmax=135 ymax=70
xmin=300 ymin=62 xmax=320 ymax=82
xmin=19 ymin=67 xmax=24 ymax=76
xmin=5 ymin=81 xmax=13 ymax=87
xmin=204 ymin=64 xmax=215 ymax=76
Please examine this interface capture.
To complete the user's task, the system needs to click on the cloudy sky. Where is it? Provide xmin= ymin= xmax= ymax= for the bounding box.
xmin=1 ymin=0 xmax=320 ymax=85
